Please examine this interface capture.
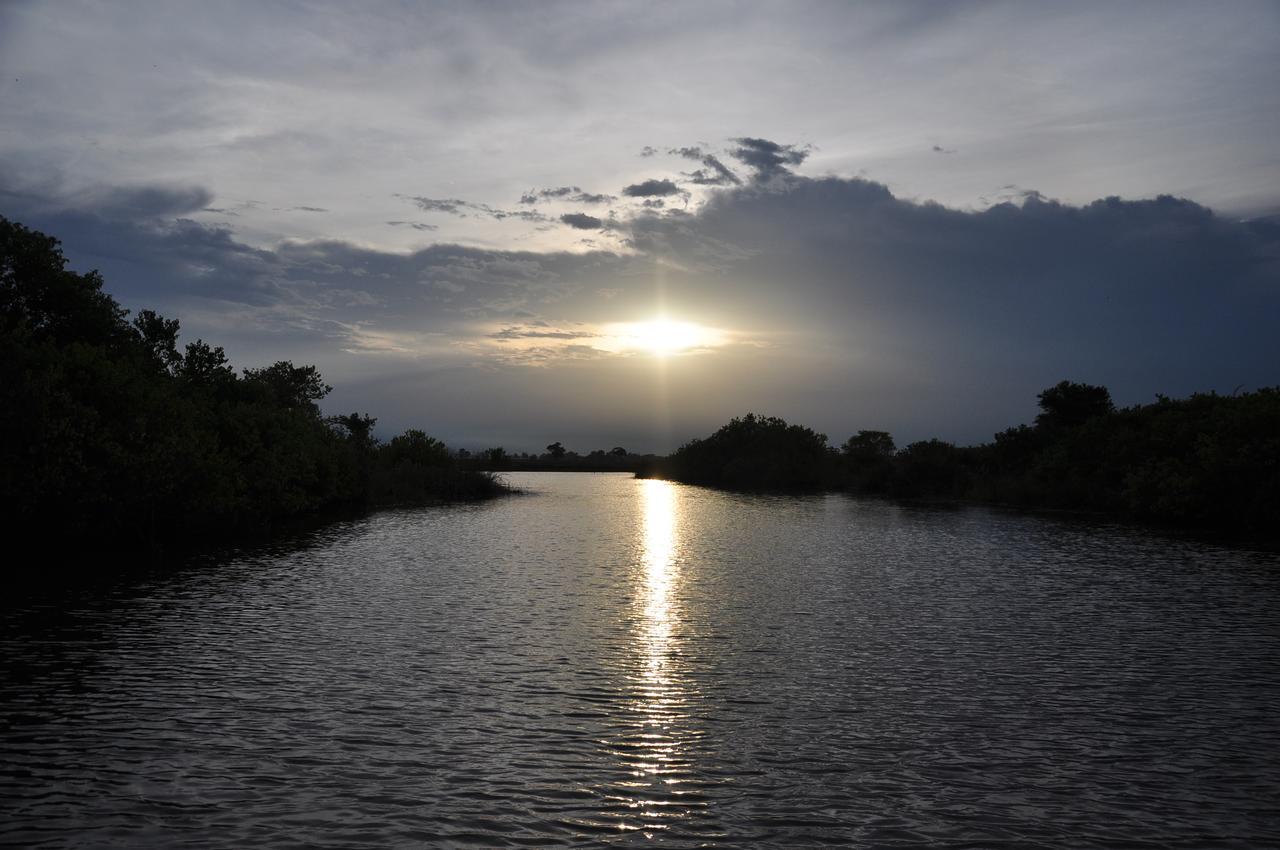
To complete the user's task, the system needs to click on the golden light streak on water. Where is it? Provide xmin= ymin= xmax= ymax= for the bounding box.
xmin=610 ymin=477 xmax=705 ymax=836
xmin=637 ymin=478 xmax=679 ymax=777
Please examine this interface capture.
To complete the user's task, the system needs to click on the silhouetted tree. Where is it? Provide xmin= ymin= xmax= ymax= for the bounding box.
xmin=0 ymin=217 xmax=127 ymax=347
xmin=480 ymin=447 xmax=508 ymax=468
xmin=1035 ymin=380 xmax=1114 ymax=430
xmin=242 ymin=361 xmax=331 ymax=412
xmin=842 ymin=430 xmax=897 ymax=492
xmin=663 ymin=413 xmax=832 ymax=489
xmin=546 ymin=441 xmax=567 ymax=459
xmin=891 ymin=439 xmax=971 ymax=498
xmin=132 ymin=309 xmax=182 ymax=374
xmin=329 ymin=412 xmax=377 ymax=447
xmin=843 ymin=430 xmax=895 ymax=460
xmin=178 ymin=339 xmax=235 ymax=389
xmin=385 ymin=429 xmax=451 ymax=468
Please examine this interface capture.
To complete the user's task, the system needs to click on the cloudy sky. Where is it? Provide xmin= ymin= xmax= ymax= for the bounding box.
xmin=3 ymin=1 xmax=1278 ymax=452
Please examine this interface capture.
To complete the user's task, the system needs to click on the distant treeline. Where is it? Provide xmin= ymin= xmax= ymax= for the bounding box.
xmin=0 ymin=217 xmax=505 ymax=557
xmin=646 ymin=382 xmax=1280 ymax=537
xmin=457 ymin=443 xmax=658 ymax=473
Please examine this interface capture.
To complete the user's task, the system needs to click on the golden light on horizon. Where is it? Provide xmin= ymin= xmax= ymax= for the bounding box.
xmin=603 ymin=318 xmax=726 ymax=357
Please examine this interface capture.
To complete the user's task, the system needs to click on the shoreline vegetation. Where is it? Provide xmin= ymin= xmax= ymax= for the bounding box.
xmin=5 ymin=216 xmax=1277 ymax=561
xmin=1 ymin=217 xmax=507 ymax=563
xmin=639 ymin=385 xmax=1280 ymax=540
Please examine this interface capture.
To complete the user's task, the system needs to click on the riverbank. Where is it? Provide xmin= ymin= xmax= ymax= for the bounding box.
xmin=643 ymin=387 xmax=1280 ymax=541
xmin=1 ymin=217 xmax=512 ymax=566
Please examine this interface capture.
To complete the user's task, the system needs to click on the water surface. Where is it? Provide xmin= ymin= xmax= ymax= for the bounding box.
xmin=3 ymin=472 xmax=1279 ymax=847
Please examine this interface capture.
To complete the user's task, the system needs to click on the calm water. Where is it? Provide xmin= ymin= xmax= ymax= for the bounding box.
xmin=3 ymin=472 xmax=1279 ymax=848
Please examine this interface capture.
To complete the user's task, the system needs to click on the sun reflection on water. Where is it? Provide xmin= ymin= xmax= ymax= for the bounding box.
xmin=605 ymin=478 xmax=708 ymax=836
xmin=641 ymin=478 xmax=677 ymax=680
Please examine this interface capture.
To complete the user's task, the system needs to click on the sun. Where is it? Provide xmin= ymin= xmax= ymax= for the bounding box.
xmin=605 ymin=319 xmax=724 ymax=356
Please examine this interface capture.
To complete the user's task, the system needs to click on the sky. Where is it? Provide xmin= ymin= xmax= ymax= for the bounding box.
xmin=2 ymin=0 xmax=1278 ymax=453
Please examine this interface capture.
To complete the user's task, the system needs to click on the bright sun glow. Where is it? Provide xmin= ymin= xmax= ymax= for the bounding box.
xmin=604 ymin=319 xmax=725 ymax=356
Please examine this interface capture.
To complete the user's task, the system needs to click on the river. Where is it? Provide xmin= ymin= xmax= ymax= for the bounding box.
xmin=3 ymin=472 xmax=1279 ymax=847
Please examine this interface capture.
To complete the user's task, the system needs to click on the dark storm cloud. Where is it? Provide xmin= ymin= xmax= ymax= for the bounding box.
xmin=622 ymin=178 xmax=681 ymax=198
xmin=560 ymin=212 xmax=603 ymax=230
xmin=728 ymin=137 xmax=809 ymax=181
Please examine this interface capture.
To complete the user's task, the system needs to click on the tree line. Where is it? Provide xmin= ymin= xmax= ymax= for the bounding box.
xmin=647 ymin=381 xmax=1280 ymax=537
xmin=459 ymin=443 xmax=656 ymax=473
xmin=0 ymin=217 xmax=505 ymax=559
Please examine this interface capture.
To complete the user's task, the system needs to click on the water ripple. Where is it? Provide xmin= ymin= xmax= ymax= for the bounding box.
xmin=3 ymin=473 xmax=1280 ymax=847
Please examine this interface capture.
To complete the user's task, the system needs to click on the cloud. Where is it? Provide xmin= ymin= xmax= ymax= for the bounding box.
xmin=407 ymin=196 xmax=468 ymax=215
xmin=519 ymin=186 xmax=581 ymax=205
xmin=486 ymin=207 xmax=547 ymax=222
xmin=289 ymin=205 xmax=330 ymax=212
xmin=729 ymin=137 xmax=809 ymax=181
xmin=6 ymin=161 xmax=1278 ymax=448
xmin=639 ymin=146 xmax=658 ymax=157
xmin=687 ymin=156 xmax=740 ymax=186
xmin=491 ymin=325 xmax=597 ymax=340
xmin=571 ymin=191 xmax=614 ymax=204
xmin=622 ymin=178 xmax=681 ymax=198
xmin=386 ymin=220 xmax=438 ymax=231
xmin=932 ymin=145 xmax=956 ymax=154
xmin=560 ymin=212 xmax=603 ymax=229
xmin=666 ymin=145 xmax=742 ymax=186
xmin=519 ymin=186 xmax=614 ymax=205
xmin=403 ymin=194 xmax=546 ymax=222
xmin=669 ymin=146 xmax=704 ymax=159
xmin=623 ymin=176 xmax=1280 ymax=421
xmin=78 ymin=184 xmax=215 ymax=220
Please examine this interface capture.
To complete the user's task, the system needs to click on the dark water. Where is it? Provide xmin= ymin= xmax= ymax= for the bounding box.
xmin=3 ymin=473 xmax=1279 ymax=848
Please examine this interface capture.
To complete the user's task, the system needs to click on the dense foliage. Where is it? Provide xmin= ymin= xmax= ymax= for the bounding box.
xmin=0 ymin=217 xmax=504 ymax=557
xmin=973 ymin=383 xmax=1280 ymax=532
xmin=658 ymin=413 xmax=836 ymax=489
xmin=653 ymin=381 xmax=1280 ymax=537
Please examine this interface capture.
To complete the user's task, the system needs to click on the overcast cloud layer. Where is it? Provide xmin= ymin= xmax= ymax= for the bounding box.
xmin=2 ymin=1 xmax=1278 ymax=451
